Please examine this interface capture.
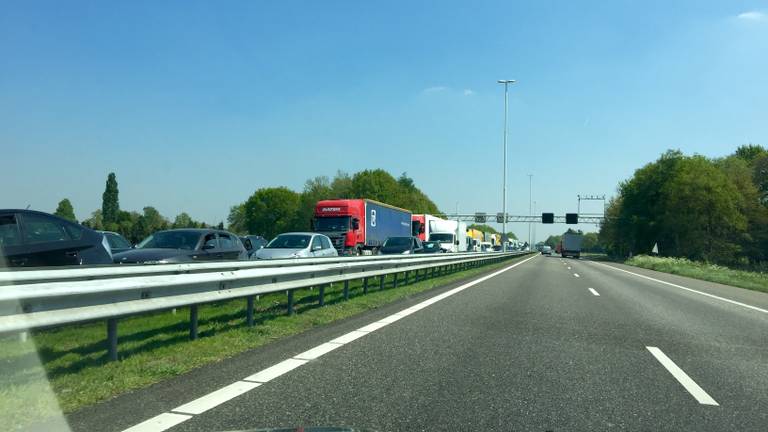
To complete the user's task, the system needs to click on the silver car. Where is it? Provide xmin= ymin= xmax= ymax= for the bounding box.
xmin=253 ymin=232 xmax=338 ymax=259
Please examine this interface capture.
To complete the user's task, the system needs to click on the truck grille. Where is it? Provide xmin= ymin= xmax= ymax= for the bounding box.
xmin=329 ymin=236 xmax=345 ymax=249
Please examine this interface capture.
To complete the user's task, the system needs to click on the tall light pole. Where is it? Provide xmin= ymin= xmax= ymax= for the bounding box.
xmin=498 ymin=79 xmax=515 ymax=252
xmin=528 ymin=174 xmax=533 ymax=249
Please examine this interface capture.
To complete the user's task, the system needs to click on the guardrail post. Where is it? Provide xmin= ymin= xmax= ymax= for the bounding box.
xmin=343 ymin=280 xmax=350 ymax=300
xmin=379 ymin=274 xmax=385 ymax=290
xmin=404 ymin=270 xmax=409 ymax=285
xmin=319 ymin=285 xmax=325 ymax=306
xmin=431 ymin=267 xmax=436 ymax=279
xmin=107 ymin=318 xmax=118 ymax=362
xmin=246 ymin=296 xmax=255 ymax=327
xmin=287 ymin=290 xmax=295 ymax=315
xmin=190 ymin=305 xmax=199 ymax=340
xmin=363 ymin=277 xmax=369 ymax=294
xmin=393 ymin=272 xmax=399 ymax=289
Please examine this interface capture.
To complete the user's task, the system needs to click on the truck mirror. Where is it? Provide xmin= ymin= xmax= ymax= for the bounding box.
xmin=352 ymin=219 xmax=360 ymax=230
xmin=455 ymin=240 xmax=459 ymax=245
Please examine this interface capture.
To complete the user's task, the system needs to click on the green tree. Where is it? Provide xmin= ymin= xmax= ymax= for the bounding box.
xmin=172 ymin=212 xmax=197 ymax=229
xmin=243 ymin=187 xmax=302 ymax=239
xmin=129 ymin=207 xmax=168 ymax=243
xmin=54 ymin=198 xmax=76 ymax=222
xmin=544 ymin=234 xmax=561 ymax=249
xmin=734 ymin=144 xmax=766 ymax=163
xmin=227 ymin=204 xmax=247 ymax=234
xmin=102 ymin=173 xmax=120 ymax=226
xmin=82 ymin=209 xmax=104 ymax=230
xmin=329 ymin=171 xmax=353 ymax=198
xmin=297 ymin=176 xmax=333 ymax=232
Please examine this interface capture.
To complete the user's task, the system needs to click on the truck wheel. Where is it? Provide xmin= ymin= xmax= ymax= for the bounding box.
xmin=351 ymin=247 xmax=361 ymax=256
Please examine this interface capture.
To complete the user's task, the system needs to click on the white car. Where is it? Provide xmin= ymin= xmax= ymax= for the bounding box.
xmin=254 ymin=232 xmax=338 ymax=259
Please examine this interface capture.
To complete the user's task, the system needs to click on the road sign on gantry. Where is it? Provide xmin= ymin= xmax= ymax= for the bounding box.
xmin=565 ymin=213 xmax=578 ymax=224
xmin=474 ymin=212 xmax=487 ymax=223
xmin=542 ymin=213 xmax=554 ymax=224
xmin=496 ymin=213 xmax=505 ymax=223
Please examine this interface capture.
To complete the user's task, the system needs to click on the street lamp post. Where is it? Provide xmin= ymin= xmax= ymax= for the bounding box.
xmin=498 ymin=79 xmax=515 ymax=252
xmin=528 ymin=174 xmax=533 ymax=249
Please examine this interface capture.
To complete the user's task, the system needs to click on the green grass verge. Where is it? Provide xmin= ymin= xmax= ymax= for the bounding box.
xmin=0 ymin=255 xmax=529 ymax=430
xmin=625 ymin=255 xmax=768 ymax=293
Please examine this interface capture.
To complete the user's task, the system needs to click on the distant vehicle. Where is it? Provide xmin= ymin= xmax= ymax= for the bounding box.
xmin=240 ymin=235 xmax=268 ymax=258
xmin=421 ymin=240 xmax=444 ymax=254
xmin=99 ymin=231 xmax=132 ymax=254
xmin=467 ymin=228 xmax=484 ymax=252
xmin=560 ymin=233 xmax=583 ymax=258
xmin=254 ymin=232 xmax=337 ymax=259
xmin=379 ymin=236 xmax=423 ymax=255
xmin=0 ymin=209 xmax=113 ymax=267
xmin=313 ymin=199 xmax=412 ymax=255
xmin=541 ymin=245 xmax=553 ymax=255
xmin=113 ymin=229 xmax=247 ymax=264
xmin=479 ymin=241 xmax=493 ymax=252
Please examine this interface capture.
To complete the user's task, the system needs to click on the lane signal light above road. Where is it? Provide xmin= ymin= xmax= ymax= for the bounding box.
xmin=566 ymin=213 xmax=578 ymax=224
xmin=542 ymin=213 xmax=554 ymax=224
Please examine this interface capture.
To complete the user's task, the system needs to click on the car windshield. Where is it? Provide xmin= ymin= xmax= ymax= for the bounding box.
xmin=106 ymin=233 xmax=131 ymax=249
xmin=136 ymin=231 xmax=201 ymax=250
xmin=430 ymin=233 xmax=454 ymax=242
xmin=383 ymin=237 xmax=410 ymax=247
xmin=313 ymin=217 xmax=350 ymax=232
xmin=423 ymin=241 xmax=440 ymax=249
xmin=266 ymin=235 xmax=311 ymax=249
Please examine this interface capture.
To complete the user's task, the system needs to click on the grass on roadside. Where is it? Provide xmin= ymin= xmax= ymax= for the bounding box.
xmin=625 ymin=255 xmax=768 ymax=293
xmin=0 ymin=256 xmax=527 ymax=430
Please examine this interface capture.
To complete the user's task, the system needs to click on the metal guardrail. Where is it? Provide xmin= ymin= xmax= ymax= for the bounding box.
xmin=0 ymin=251 xmax=529 ymax=360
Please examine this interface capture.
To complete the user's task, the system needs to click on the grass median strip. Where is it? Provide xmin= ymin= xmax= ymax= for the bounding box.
xmin=0 ymin=256 xmax=527 ymax=429
xmin=625 ymin=255 xmax=768 ymax=294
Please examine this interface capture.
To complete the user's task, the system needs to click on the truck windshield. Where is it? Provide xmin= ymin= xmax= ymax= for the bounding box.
xmin=314 ymin=217 xmax=350 ymax=232
xmin=430 ymin=233 xmax=454 ymax=242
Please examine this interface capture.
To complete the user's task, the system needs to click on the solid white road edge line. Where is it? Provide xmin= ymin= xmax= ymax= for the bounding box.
xmin=591 ymin=261 xmax=768 ymax=315
xmin=646 ymin=346 xmax=719 ymax=406
xmin=119 ymin=253 xmax=539 ymax=432
xmin=588 ymin=288 xmax=600 ymax=296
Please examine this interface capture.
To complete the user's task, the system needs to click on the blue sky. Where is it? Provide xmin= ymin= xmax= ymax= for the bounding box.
xmin=2 ymin=1 xmax=767 ymax=241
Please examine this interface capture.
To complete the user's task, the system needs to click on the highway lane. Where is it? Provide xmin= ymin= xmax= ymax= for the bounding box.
xmin=69 ymin=254 xmax=767 ymax=431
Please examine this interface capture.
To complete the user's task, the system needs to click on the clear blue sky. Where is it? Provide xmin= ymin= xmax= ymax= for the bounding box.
xmin=2 ymin=1 xmax=767 ymax=241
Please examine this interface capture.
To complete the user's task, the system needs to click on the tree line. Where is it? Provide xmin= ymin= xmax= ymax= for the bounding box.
xmin=57 ymin=173 xmax=217 ymax=244
xmin=599 ymin=144 xmax=768 ymax=265
xmin=227 ymin=169 xmax=441 ymax=239
xmin=54 ymin=169 xmax=443 ymax=244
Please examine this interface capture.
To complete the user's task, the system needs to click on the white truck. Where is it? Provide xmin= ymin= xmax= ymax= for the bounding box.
xmin=428 ymin=219 xmax=467 ymax=253
xmin=560 ymin=232 xmax=583 ymax=258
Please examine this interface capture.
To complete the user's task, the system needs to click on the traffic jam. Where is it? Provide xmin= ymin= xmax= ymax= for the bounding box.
xmin=0 ymin=199 xmax=526 ymax=267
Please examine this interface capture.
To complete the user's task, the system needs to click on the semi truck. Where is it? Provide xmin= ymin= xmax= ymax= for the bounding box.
xmin=313 ymin=199 xmax=412 ymax=255
xmin=466 ymin=228 xmax=484 ymax=252
xmin=560 ymin=232 xmax=583 ymax=258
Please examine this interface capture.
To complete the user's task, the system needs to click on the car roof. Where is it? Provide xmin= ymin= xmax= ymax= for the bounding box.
xmin=275 ymin=232 xmax=321 ymax=236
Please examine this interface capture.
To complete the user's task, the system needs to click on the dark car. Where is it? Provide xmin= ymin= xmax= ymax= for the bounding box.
xmin=240 ymin=235 xmax=268 ymax=258
xmin=379 ymin=236 xmax=424 ymax=255
xmin=0 ymin=209 xmax=113 ymax=267
xmin=421 ymin=240 xmax=445 ymax=254
xmin=113 ymin=229 xmax=247 ymax=264
xmin=99 ymin=231 xmax=132 ymax=254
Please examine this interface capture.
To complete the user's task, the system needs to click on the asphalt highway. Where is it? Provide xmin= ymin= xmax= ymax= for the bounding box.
xmin=67 ymin=254 xmax=768 ymax=432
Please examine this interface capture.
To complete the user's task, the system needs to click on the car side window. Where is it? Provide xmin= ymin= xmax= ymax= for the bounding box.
xmin=203 ymin=233 xmax=217 ymax=249
xmin=22 ymin=213 xmax=72 ymax=244
xmin=311 ymin=236 xmax=322 ymax=250
xmin=218 ymin=233 xmax=234 ymax=249
xmin=320 ymin=236 xmax=332 ymax=249
xmin=0 ymin=215 xmax=21 ymax=247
